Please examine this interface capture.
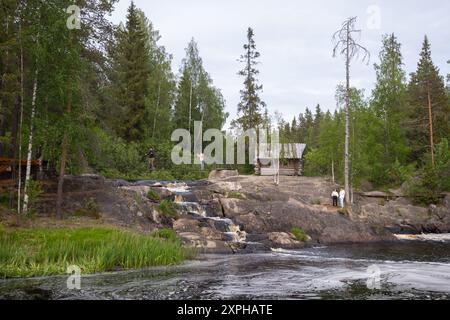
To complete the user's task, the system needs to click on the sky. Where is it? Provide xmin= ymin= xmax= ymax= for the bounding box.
xmin=109 ymin=0 xmax=450 ymax=128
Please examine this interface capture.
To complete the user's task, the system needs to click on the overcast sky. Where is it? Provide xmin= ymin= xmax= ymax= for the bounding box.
xmin=110 ymin=0 xmax=450 ymax=128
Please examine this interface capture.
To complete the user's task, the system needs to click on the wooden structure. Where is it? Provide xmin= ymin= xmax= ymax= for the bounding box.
xmin=0 ymin=157 xmax=53 ymax=180
xmin=254 ymin=143 xmax=306 ymax=176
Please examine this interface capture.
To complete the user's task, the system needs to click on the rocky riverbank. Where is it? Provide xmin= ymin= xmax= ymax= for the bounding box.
xmin=19 ymin=171 xmax=450 ymax=254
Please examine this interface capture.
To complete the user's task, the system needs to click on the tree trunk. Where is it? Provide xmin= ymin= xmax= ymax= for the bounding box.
xmin=17 ymin=20 xmax=25 ymax=214
xmin=427 ymin=84 xmax=435 ymax=167
xmin=188 ymin=82 xmax=192 ymax=135
xmin=22 ymin=69 xmax=39 ymax=215
xmin=56 ymin=85 xmax=72 ymax=219
xmin=152 ymin=82 xmax=161 ymax=139
xmin=331 ymin=158 xmax=335 ymax=184
xmin=344 ymin=24 xmax=351 ymax=204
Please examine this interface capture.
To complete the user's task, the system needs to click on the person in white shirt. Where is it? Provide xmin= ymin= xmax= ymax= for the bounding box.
xmin=331 ymin=189 xmax=339 ymax=207
xmin=339 ymin=188 xmax=346 ymax=208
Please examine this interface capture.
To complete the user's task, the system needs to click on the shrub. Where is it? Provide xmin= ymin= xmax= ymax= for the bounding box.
xmin=74 ymin=197 xmax=100 ymax=219
xmin=151 ymin=228 xmax=178 ymax=242
xmin=25 ymin=180 xmax=43 ymax=215
xmin=147 ymin=189 xmax=161 ymax=202
xmin=290 ymin=227 xmax=309 ymax=242
xmin=158 ymin=200 xmax=179 ymax=219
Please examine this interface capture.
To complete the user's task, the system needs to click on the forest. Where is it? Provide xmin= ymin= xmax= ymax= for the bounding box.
xmin=1 ymin=0 xmax=449 ymax=220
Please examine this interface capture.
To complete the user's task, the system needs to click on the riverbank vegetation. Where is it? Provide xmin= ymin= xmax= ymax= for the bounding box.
xmin=0 ymin=226 xmax=193 ymax=279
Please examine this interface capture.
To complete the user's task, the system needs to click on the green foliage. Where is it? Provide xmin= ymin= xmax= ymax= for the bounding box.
xmin=74 ymin=198 xmax=100 ymax=219
xmin=290 ymin=227 xmax=309 ymax=242
xmin=227 ymin=191 xmax=244 ymax=199
xmin=408 ymin=139 xmax=450 ymax=205
xmin=151 ymin=228 xmax=179 ymax=243
xmin=158 ymin=200 xmax=179 ymax=219
xmin=407 ymin=36 xmax=450 ymax=164
xmin=25 ymin=180 xmax=43 ymax=215
xmin=0 ymin=227 xmax=191 ymax=278
xmin=174 ymin=39 xmax=227 ymax=134
xmin=146 ymin=189 xmax=161 ymax=202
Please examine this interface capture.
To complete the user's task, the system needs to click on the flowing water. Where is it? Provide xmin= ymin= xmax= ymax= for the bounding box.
xmin=1 ymin=241 xmax=449 ymax=300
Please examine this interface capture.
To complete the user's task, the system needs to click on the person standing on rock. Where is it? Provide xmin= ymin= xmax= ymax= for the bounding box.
xmin=331 ymin=189 xmax=339 ymax=207
xmin=339 ymin=188 xmax=346 ymax=208
xmin=147 ymin=147 xmax=156 ymax=171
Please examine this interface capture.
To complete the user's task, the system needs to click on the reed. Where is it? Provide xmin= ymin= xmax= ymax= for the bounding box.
xmin=0 ymin=227 xmax=192 ymax=279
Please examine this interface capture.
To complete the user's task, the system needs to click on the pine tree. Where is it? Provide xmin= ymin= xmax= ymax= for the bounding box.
xmin=233 ymin=27 xmax=265 ymax=131
xmin=408 ymin=36 xmax=449 ymax=166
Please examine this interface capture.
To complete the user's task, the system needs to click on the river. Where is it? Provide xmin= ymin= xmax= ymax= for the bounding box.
xmin=1 ymin=240 xmax=449 ymax=300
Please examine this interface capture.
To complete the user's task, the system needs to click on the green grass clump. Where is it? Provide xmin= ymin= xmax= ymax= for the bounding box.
xmin=227 ymin=191 xmax=244 ymax=199
xmin=151 ymin=228 xmax=178 ymax=242
xmin=147 ymin=189 xmax=161 ymax=202
xmin=0 ymin=227 xmax=191 ymax=279
xmin=290 ymin=227 xmax=309 ymax=242
xmin=158 ymin=200 xmax=179 ymax=219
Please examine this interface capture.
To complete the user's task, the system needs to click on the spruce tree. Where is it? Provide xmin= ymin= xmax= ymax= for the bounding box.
xmin=371 ymin=34 xmax=409 ymax=179
xmin=109 ymin=2 xmax=151 ymax=142
xmin=233 ymin=27 xmax=265 ymax=131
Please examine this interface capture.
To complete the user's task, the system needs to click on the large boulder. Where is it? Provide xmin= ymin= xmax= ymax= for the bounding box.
xmin=266 ymin=232 xmax=305 ymax=249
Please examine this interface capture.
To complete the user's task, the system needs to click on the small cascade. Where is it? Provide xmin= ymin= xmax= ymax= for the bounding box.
xmin=224 ymin=223 xmax=247 ymax=243
xmin=162 ymin=183 xmax=247 ymax=244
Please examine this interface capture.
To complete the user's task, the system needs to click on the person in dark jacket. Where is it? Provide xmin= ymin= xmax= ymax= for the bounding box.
xmin=147 ymin=147 xmax=156 ymax=171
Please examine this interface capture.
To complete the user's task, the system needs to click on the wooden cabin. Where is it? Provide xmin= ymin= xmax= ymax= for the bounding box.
xmin=254 ymin=143 xmax=306 ymax=176
xmin=0 ymin=157 xmax=54 ymax=180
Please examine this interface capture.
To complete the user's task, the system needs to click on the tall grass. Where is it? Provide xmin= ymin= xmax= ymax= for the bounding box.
xmin=0 ymin=227 xmax=193 ymax=279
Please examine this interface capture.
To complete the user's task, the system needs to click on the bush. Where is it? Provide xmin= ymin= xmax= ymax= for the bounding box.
xmin=158 ymin=200 xmax=179 ymax=219
xmin=290 ymin=227 xmax=309 ymax=242
xmin=147 ymin=189 xmax=161 ymax=202
xmin=151 ymin=228 xmax=179 ymax=242
xmin=25 ymin=180 xmax=43 ymax=215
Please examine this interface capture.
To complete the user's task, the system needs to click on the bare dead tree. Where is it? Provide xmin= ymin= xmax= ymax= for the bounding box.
xmin=332 ymin=17 xmax=370 ymax=205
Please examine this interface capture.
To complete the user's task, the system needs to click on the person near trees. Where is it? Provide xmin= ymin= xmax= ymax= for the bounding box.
xmin=147 ymin=147 xmax=156 ymax=171
xmin=331 ymin=189 xmax=339 ymax=207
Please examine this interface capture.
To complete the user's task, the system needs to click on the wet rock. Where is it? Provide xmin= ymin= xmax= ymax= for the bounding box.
xmin=266 ymin=232 xmax=305 ymax=249
xmin=178 ymin=232 xmax=233 ymax=254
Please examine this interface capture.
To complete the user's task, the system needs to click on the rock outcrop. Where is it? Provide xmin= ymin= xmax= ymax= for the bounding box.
xmin=33 ymin=174 xmax=450 ymax=253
